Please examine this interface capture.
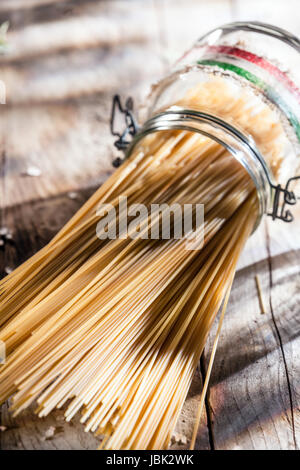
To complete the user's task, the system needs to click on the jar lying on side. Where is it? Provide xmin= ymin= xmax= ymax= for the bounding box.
xmin=115 ymin=21 xmax=300 ymax=229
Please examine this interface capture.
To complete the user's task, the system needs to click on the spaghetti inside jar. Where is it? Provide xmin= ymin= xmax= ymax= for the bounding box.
xmin=130 ymin=21 xmax=300 ymax=226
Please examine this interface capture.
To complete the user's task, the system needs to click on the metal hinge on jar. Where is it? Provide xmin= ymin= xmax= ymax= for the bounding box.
xmin=110 ymin=95 xmax=139 ymax=167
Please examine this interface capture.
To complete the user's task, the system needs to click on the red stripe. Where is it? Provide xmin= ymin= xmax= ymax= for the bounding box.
xmin=205 ymin=45 xmax=300 ymax=102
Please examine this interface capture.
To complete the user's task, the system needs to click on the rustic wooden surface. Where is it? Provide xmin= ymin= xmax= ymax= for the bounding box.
xmin=0 ymin=0 xmax=299 ymax=450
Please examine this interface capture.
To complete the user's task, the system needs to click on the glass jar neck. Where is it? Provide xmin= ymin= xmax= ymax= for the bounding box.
xmin=125 ymin=108 xmax=274 ymax=231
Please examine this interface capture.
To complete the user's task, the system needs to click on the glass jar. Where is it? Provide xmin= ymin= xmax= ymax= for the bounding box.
xmin=119 ymin=22 xmax=300 ymax=229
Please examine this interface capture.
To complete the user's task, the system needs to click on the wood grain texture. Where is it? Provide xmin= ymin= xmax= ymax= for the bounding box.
xmin=1 ymin=0 xmax=299 ymax=451
xmin=202 ymin=224 xmax=300 ymax=449
xmin=0 ymin=0 xmax=64 ymax=11
xmin=1 ymin=401 xmax=102 ymax=450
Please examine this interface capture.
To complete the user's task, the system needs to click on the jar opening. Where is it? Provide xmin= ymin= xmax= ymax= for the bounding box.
xmin=126 ymin=109 xmax=274 ymax=232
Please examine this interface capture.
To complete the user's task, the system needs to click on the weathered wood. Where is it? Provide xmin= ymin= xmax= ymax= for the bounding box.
xmin=0 ymin=0 xmax=64 ymax=11
xmin=1 ymin=101 xmax=114 ymax=207
xmin=0 ymin=45 xmax=164 ymax=206
xmin=1 ymin=400 xmax=102 ymax=450
xmin=1 ymin=0 xmax=300 ymax=451
xmin=203 ymin=219 xmax=300 ymax=449
xmin=0 ymin=367 xmax=210 ymax=450
xmin=266 ymin=219 xmax=300 ymax=448
xmin=0 ymin=1 xmax=105 ymax=31
xmin=0 ymin=46 xmax=164 ymax=105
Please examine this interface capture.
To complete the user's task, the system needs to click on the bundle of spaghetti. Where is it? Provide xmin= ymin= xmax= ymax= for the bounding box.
xmin=0 ymin=126 xmax=258 ymax=449
xmin=0 ymin=131 xmax=217 ymax=327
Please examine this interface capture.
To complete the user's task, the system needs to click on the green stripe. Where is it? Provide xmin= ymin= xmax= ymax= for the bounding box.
xmin=197 ymin=59 xmax=300 ymax=142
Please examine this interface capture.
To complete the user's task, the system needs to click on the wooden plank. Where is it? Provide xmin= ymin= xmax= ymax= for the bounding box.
xmin=0 ymin=45 xmax=164 ymax=105
xmin=0 ymin=2 xmax=165 ymax=205
xmin=203 ymin=218 xmax=300 ymax=449
xmin=1 ymin=401 xmax=101 ymax=450
xmin=1 ymin=100 xmax=115 ymax=207
xmin=265 ymin=219 xmax=300 ymax=449
xmin=0 ymin=46 xmax=164 ymax=208
xmin=0 ymin=0 xmax=208 ymax=451
xmin=0 ymin=1 xmax=105 ymax=31
xmin=0 ymin=185 xmax=210 ymax=450
xmin=1 ymin=4 xmax=159 ymax=62
xmin=1 ymin=0 xmax=299 ymax=452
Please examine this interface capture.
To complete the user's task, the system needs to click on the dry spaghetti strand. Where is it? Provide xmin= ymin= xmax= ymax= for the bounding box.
xmin=0 ymin=126 xmax=258 ymax=450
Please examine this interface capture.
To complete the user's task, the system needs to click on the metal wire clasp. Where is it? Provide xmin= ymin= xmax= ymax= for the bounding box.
xmin=110 ymin=95 xmax=139 ymax=166
xmin=268 ymin=176 xmax=300 ymax=222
